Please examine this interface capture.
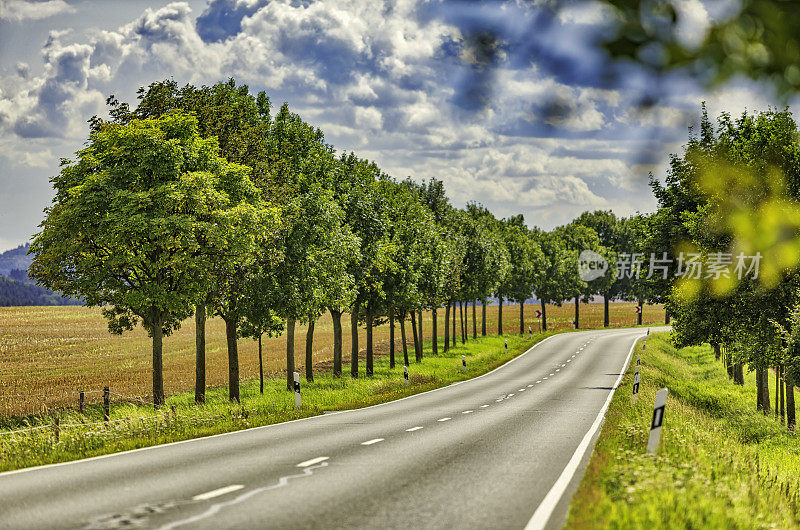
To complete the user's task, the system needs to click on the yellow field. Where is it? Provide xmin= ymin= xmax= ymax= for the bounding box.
xmin=0 ymin=302 xmax=664 ymax=415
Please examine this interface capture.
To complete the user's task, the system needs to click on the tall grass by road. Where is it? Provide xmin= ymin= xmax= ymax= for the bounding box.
xmin=566 ymin=333 xmax=800 ymax=529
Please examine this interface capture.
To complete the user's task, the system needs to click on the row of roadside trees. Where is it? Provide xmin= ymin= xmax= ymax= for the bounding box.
xmin=29 ymin=78 xmax=662 ymax=407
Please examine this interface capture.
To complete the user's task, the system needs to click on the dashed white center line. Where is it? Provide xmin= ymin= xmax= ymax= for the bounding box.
xmin=567 ymin=359 xmax=571 ymax=363
xmin=536 ymin=380 xmax=542 ymax=383
xmin=527 ymin=384 xmax=533 ymax=388
xmin=549 ymin=373 xmax=555 ymax=376
xmin=480 ymin=404 xmax=490 ymax=408
xmin=519 ymin=388 xmax=525 ymax=392
xmin=543 ymin=377 xmax=548 ymax=380
xmin=406 ymin=426 xmax=423 ymax=432
xmin=361 ymin=438 xmax=384 ymax=445
xmin=508 ymin=393 xmax=515 ymax=396
xmin=561 ymin=364 xmax=566 ymax=367
xmin=438 ymin=417 xmax=452 ymax=422
xmin=496 ymin=399 xmax=503 ymax=402
xmin=296 ymin=456 xmax=329 ymax=468
xmin=462 ymin=410 xmax=473 ymax=414
xmin=192 ymin=485 xmax=244 ymax=501
xmin=556 ymin=369 xmax=560 ymax=372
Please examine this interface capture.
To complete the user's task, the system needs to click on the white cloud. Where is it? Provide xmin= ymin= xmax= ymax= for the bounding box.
xmin=0 ymin=0 xmax=75 ymax=22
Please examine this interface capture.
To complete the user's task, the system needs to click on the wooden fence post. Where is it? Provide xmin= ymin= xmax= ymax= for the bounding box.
xmin=103 ymin=386 xmax=110 ymax=422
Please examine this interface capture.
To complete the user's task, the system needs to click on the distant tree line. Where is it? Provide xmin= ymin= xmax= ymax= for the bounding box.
xmin=29 ymin=78 xmax=660 ymax=406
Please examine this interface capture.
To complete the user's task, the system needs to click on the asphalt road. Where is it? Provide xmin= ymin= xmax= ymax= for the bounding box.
xmin=0 ymin=327 xmax=659 ymax=530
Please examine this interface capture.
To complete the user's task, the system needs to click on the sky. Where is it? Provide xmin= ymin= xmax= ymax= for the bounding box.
xmin=0 ymin=0 xmax=791 ymax=252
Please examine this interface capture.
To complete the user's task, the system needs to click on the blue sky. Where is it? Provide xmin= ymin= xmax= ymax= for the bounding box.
xmin=0 ymin=0 xmax=790 ymax=251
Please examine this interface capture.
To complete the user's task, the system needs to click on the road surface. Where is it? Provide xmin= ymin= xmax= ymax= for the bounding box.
xmin=0 ymin=327 xmax=658 ymax=529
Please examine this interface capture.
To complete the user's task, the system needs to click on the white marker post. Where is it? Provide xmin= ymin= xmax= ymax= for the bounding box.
xmin=632 ymin=365 xmax=640 ymax=403
xmin=647 ymin=388 xmax=668 ymax=454
xmin=462 ymin=355 xmax=466 ymax=372
xmin=504 ymin=339 xmax=508 ymax=355
xmin=403 ymin=365 xmax=409 ymax=386
xmin=293 ymin=371 xmax=301 ymax=409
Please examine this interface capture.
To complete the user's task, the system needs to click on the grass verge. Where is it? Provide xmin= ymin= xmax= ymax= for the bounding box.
xmin=0 ymin=331 xmax=563 ymax=473
xmin=566 ymin=332 xmax=800 ymax=529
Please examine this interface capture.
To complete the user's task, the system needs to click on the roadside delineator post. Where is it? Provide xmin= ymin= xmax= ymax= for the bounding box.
xmin=103 ymin=386 xmax=110 ymax=422
xmin=462 ymin=355 xmax=466 ymax=372
xmin=647 ymin=388 xmax=668 ymax=454
xmin=79 ymin=390 xmax=85 ymax=415
xmin=403 ymin=365 xmax=409 ymax=386
xmin=53 ymin=417 xmax=59 ymax=443
xmin=504 ymin=339 xmax=508 ymax=355
xmin=293 ymin=372 xmax=301 ymax=409
xmin=632 ymin=365 xmax=640 ymax=403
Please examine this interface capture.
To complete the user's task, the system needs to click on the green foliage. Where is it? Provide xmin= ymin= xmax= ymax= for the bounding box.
xmin=31 ymin=111 xmax=264 ymax=337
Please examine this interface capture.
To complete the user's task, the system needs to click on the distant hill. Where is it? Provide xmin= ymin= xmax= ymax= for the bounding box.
xmin=0 ymin=274 xmax=81 ymax=307
xmin=0 ymin=244 xmax=33 ymax=277
xmin=0 ymin=244 xmax=82 ymax=306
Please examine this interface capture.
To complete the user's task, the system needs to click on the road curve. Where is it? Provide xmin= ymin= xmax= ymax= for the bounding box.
xmin=0 ymin=327 xmax=661 ymax=529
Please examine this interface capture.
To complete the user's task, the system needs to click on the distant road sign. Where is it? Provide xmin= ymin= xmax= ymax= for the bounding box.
xmin=534 ymin=310 xmax=542 ymax=318
xmin=634 ymin=306 xmax=642 ymax=314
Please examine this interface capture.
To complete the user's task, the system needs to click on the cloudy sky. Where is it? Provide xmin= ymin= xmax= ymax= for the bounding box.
xmin=0 ymin=0 xmax=790 ymax=251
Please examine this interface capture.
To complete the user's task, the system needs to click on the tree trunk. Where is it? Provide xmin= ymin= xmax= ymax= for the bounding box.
xmin=226 ymin=316 xmax=240 ymax=401
xmin=258 ymin=334 xmax=264 ymax=394
xmin=152 ymin=316 xmax=165 ymax=407
xmin=726 ymin=349 xmax=734 ymax=379
xmin=776 ymin=366 xmax=780 ymax=420
xmin=574 ymin=297 xmax=579 ymax=329
xmin=366 ymin=307 xmax=374 ymax=376
xmin=482 ymin=299 xmax=486 ymax=336
xmin=460 ymin=301 xmax=466 ymax=344
xmin=762 ymin=367 xmax=771 ymax=415
xmin=331 ymin=309 xmax=343 ymax=377
xmin=735 ymin=363 xmax=744 ymax=385
xmin=285 ymin=318 xmax=295 ymax=391
xmin=637 ymin=299 xmax=643 ymax=326
xmin=786 ymin=371 xmax=795 ymax=430
xmin=665 ymin=309 xmax=670 ymax=325
xmin=472 ymin=299 xmax=477 ymax=340
xmin=713 ymin=343 xmax=720 ymax=361
xmin=350 ymin=305 xmax=359 ymax=378
xmin=194 ymin=304 xmax=206 ymax=404
xmin=444 ymin=303 xmax=450 ymax=353
xmin=603 ymin=295 xmax=609 ymax=327
xmin=400 ymin=311 xmax=409 ymax=366
xmin=432 ymin=307 xmax=438 ymax=355
xmin=541 ymin=300 xmax=547 ymax=331
xmin=757 ymin=367 xmax=764 ymax=411
xmin=389 ymin=310 xmax=396 ymax=368
xmin=519 ymin=300 xmax=525 ymax=335
xmin=780 ymin=365 xmax=786 ymax=424
xmin=305 ymin=317 xmax=315 ymax=382
xmin=498 ymin=297 xmax=503 ymax=335
xmin=410 ymin=310 xmax=420 ymax=363
xmin=452 ymin=300 xmax=457 ymax=347
xmin=417 ymin=309 xmax=424 ymax=359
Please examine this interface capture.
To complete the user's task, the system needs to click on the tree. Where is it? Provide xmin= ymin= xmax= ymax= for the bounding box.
xmin=497 ymin=215 xmax=544 ymax=335
xmin=30 ymin=112 xmax=264 ymax=406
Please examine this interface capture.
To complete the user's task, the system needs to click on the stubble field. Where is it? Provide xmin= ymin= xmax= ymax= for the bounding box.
xmin=0 ymin=301 xmax=664 ymax=416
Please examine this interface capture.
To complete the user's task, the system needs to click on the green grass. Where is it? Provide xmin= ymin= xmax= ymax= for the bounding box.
xmin=566 ymin=333 xmax=800 ymax=529
xmin=0 ymin=331 xmax=560 ymax=473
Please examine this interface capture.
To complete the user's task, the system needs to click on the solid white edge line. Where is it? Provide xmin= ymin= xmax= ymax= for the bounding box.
xmin=0 ymin=327 xmax=654 ymax=479
xmin=296 ymin=456 xmax=329 ymax=468
xmin=523 ymin=333 xmax=644 ymax=530
xmin=192 ymin=484 xmax=244 ymax=501
xmin=361 ymin=438 xmax=384 ymax=445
